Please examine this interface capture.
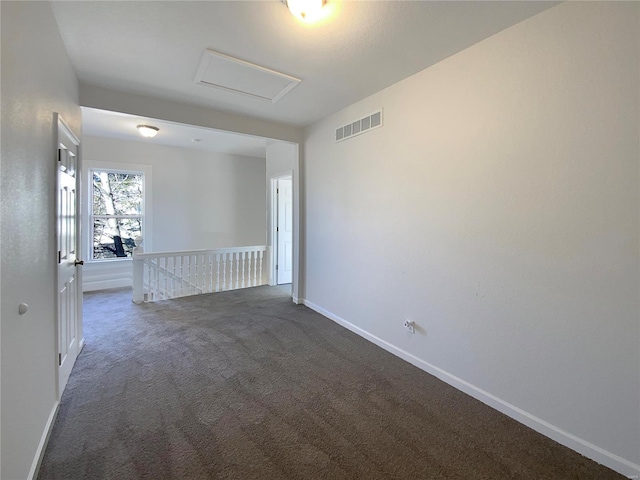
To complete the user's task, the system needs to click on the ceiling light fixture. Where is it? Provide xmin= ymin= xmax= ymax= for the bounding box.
xmin=284 ymin=0 xmax=326 ymax=23
xmin=137 ymin=125 xmax=159 ymax=138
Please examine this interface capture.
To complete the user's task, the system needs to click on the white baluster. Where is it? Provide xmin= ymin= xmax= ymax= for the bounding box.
xmin=216 ymin=253 xmax=221 ymax=292
xmin=160 ymin=257 xmax=166 ymax=300
xmin=252 ymin=251 xmax=258 ymax=287
xmin=171 ymin=256 xmax=176 ymax=299
xmin=186 ymin=255 xmax=191 ymax=295
xmin=241 ymin=251 xmax=246 ymax=288
xmin=165 ymin=256 xmax=170 ymax=299
xmin=165 ymin=257 xmax=170 ymax=299
xmin=198 ymin=254 xmax=203 ymax=293
xmin=178 ymin=256 xmax=184 ymax=297
xmin=194 ymin=254 xmax=199 ymax=294
xmin=151 ymin=260 xmax=155 ymax=299
xmin=154 ymin=258 xmax=159 ymax=300
xmin=235 ymin=253 xmax=240 ymax=289
xmin=175 ymin=255 xmax=180 ymax=297
xmin=144 ymin=258 xmax=149 ymax=301
xmin=223 ymin=253 xmax=228 ymax=291
xmin=133 ymin=246 xmax=269 ymax=302
xmin=190 ymin=255 xmax=195 ymax=295
xmin=190 ymin=255 xmax=196 ymax=295
xmin=143 ymin=259 xmax=149 ymax=300
xmin=183 ymin=255 xmax=188 ymax=295
xmin=208 ymin=254 xmax=213 ymax=293
xmin=201 ymin=254 xmax=206 ymax=293
xmin=157 ymin=259 xmax=161 ymax=298
xmin=200 ymin=253 xmax=209 ymax=293
xmin=184 ymin=255 xmax=192 ymax=295
xmin=203 ymin=254 xmax=207 ymax=293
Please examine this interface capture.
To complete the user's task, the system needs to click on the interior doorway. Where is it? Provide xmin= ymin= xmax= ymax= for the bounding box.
xmin=272 ymin=173 xmax=293 ymax=285
xmin=56 ymin=114 xmax=83 ymax=397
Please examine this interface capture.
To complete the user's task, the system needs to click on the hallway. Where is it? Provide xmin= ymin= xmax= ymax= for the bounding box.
xmin=37 ymin=287 xmax=623 ymax=479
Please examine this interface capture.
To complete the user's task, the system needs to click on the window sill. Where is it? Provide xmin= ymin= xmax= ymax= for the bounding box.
xmin=86 ymin=257 xmax=133 ymax=264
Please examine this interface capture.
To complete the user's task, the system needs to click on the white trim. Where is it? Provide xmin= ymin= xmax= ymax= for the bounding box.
xmin=268 ymin=178 xmax=278 ymax=286
xmin=57 ymin=116 xmax=80 ymax=146
xmin=269 ymin=172 xmax=293 ymax=287
xmin=28 ymin=401 xmax=60 ymax=480
xmin=84 ymin=160 xmax=153 ymax=262
xmin=264 ymin=140 xmax=300 ymax=303
xmin=54 ymin=113 xmax=82 ymax=400
xmin=291 ymin=146 xmax=301 ymax=304
xmin=83 ymin=277 xmax=131 ymax=292
xmin=194 ymin=49 xmax=301 ymax=103
xmin=301 ymin=298 xmax=640 ymax=479
xmin=82 ymin=255 xmax=132 ymax=291
xmin=133 ymin=245 xmax=266 ymax=258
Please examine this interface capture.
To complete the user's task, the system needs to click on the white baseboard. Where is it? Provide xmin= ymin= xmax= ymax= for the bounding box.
xmin=302 ymin=298 xmax=640 ymax=479
xmin=27 ymin=400 xmax=60 ymax=480
xmin=83 ymin=277 xmax=131 ymax=292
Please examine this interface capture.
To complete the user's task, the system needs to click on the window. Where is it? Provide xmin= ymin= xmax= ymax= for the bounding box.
xmin=91 ymin=169 xmax=143 ymax=260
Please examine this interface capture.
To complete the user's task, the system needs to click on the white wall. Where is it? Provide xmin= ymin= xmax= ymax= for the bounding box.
xmin=1 ymin=2 xmax=81 ymax=479
xmin=267 ymin=141 xmax=296 ymax=179
xmin=82 ymin=136 xmax=266 ymax=290
xmin=303 ymin=2 xmax=639 ymax=477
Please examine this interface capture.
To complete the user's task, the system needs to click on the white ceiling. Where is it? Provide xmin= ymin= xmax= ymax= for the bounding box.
xmin=82 ymin=107 xmax=268 ymax=158
xmin=51 ymin=1 xmax=558 ymax=129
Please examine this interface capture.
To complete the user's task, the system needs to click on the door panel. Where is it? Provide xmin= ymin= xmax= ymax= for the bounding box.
xmin=57 ymin=117 xmax=81 ymax=395
xmin=277 ymin=177 xmax=293 ymax=285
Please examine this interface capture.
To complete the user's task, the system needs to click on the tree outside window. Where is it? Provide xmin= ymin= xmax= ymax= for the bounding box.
xmin=91 ymin=170 xmax=143 ymax=260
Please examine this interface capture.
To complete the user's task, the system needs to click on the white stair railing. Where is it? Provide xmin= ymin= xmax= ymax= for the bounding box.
xmin=132 ymin=245 xmax=266 ymax=304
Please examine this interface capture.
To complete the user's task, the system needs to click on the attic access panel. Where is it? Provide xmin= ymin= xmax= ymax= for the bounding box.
xmin=195 ymin=49 xmax=301 ymax=103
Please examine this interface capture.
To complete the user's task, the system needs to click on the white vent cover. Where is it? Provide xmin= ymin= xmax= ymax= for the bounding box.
xmin=335 ymin=109 xmax=383 ymax=142
xmin=195 ymin=49 xmax=301 ymax=103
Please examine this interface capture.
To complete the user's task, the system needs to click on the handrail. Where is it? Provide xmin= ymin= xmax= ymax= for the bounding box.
xmin=132 ymin=245 xmax=266 ymax=304
xmin=133 ymin=245 xmax=267 ymax=259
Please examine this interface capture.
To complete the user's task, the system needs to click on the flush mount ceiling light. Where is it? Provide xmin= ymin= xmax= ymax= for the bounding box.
xmin=283 ymin=0 xmax=326 ymax=23
xmin=137 ymin=125 xmax=159 ymax=138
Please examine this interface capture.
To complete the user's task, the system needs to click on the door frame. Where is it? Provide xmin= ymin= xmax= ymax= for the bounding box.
xmin=269 ymin=172 xmax=293 ymax=289
xmin=54 ymin=113 xmax=84 ymax=399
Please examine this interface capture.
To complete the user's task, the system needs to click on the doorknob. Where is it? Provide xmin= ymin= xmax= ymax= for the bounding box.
xmin=74 ymin=259 xmax=84 ymax=266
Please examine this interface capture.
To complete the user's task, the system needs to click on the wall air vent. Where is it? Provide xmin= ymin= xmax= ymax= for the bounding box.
xmin=335 ymin=109 xmax=383 ymax=143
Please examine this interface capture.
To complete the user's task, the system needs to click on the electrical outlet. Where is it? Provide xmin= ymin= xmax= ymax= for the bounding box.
xmin=404 ymin=320 xmax=415 ymax=334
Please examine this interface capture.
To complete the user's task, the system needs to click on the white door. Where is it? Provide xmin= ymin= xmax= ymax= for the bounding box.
xmin=277 ymin=177 xmax=293 ymax=284
xmin=57 ymin=116 xmax=82 ymax=395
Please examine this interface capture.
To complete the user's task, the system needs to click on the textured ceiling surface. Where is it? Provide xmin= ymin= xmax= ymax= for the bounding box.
xmin=82 ymin=107 xmax=268 ymax=158
xmin=51 ymin=1 xmax=557 ymax=128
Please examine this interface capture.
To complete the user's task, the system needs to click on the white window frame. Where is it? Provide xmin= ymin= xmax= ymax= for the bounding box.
xmin=84 ymin=161 xmax=153 ymax=263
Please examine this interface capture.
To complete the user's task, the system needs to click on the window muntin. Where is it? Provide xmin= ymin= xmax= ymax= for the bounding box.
xmin=91 ymin=170 xmax=143 ymax=260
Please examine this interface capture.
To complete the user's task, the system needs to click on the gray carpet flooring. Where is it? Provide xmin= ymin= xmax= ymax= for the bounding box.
xmin=37 ymin=286 xmax=624 ymax=480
